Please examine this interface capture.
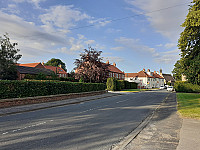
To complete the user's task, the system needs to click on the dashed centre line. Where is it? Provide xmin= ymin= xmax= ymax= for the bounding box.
xmin=2 ymin=120 xmax=54 ymax=135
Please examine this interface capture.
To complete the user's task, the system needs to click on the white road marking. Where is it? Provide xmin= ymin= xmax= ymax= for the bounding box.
xmin=2 ymin=120 xmax=54 ymax=136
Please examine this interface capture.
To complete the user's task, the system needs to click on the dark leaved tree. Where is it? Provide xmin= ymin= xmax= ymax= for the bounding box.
xmin=74 ymin=47 xmax=108 ymax=83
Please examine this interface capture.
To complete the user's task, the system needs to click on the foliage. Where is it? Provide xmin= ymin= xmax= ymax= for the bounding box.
xmin=45 ymin=58 xmax=67 ymax=72
xmin=35 ymin=73 xmax=47 ymax=80
xmin=106 ymin=77 xmax=117 ymax=91
xmin=0 ymin=80 xmax=106 ymax=99
xmin=0 ymin=33 xmax=22 ymax=80
xmin=106 ymin=78 xmax=138 ymax=91
xmin=172 ymin=59 xmax=184 ymax=81
xmin=74 ymin=47 xmax=108 ymax=83
xmin=177 ymin=93 xmax=200 ymax=119
xmin=79 ymin=77 xmax=84 ymax=83
xmin=174 ymin=81 xmax=200 ymax=93
xmin=176 ymin=0 xmax=200 ymax=85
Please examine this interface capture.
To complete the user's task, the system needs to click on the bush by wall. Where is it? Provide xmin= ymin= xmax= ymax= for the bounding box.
xmin=106 ymin=78 xmax=138 ymax=91
xmin=174 ymin=81 xmax=200 ymax=93
xmin=0 ymin=80 xmax=106 ymax=99
xmin=106 ymin=77 xmax=117 ymax=91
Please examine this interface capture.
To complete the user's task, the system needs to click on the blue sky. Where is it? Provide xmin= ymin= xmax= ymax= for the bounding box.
xmin=0 ymin=0 xmax=191 ymax=74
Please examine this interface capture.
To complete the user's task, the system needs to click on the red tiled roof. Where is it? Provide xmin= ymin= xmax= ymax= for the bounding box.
xmin=107 ymin=64 xmax=124 ymax=74
xmin=44 ymin=66 xmax=67 ymax=74
xmin=19 ymin=63 xmax=41 ymax=68
xmin=153 ymin=73 xmax=164 ymax=79
xmin=125 ymin=71 xmax=154 ymax=78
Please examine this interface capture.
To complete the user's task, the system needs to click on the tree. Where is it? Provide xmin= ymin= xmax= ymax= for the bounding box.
xmin=0 ymin=33 xmax=22 ymax=80
xmin=45 ymin=58 xmax=67 ymax=72
xmin=177 ymin=0 xmax=200 ymax=84
xmin=172 ymin=59 xmax=184 ymax=81
xmin=74 ymin=47 xmax=108 ymax=83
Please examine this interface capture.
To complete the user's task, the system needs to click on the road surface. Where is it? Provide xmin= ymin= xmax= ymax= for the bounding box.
xmin=0 ymin=91 xmax=169 ymax=150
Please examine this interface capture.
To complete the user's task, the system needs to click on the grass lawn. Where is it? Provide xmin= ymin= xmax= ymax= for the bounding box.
xmin=177 ymin=93 xmax=200 ymax=119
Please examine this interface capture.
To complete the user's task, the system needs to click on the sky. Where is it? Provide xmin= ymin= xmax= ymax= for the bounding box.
xmin=0 ymin=0 xmax=191 ymax=74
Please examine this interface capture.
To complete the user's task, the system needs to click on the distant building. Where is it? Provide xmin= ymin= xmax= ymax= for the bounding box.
xmin=17 ymin=62 xmax=68 ymax=79
xmin=16 ymin=66 xmax=53 ymax=80
xmin=160 ymin=69 xmax=175 ymax=86
xmin=125 ymin=69 xmax=164 ymax=89
xmin=105 ymin=61 xmax=125 ymax=80
xmin=75 ymin=60 xmax=125 ymax=80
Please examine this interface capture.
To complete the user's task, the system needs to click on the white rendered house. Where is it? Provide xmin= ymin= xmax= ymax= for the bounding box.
xmin=125 ymin=69 xmax=165 ymax=89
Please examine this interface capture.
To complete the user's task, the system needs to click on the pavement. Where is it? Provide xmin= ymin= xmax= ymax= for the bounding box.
xmin=1 ymin=91 xmax=200 ymax=150
xmin=124 ymin=92 xmax=200 ymax=150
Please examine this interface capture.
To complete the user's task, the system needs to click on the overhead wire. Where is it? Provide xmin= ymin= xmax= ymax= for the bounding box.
xmin=12 ymin=2 xmax=190 ymax=38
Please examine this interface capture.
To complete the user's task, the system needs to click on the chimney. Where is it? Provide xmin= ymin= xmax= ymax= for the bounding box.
xmin=160 ymin=69 xmax=163 ymax=76
xmin=147 ymin=69 xmax=151 ymax=75
xmin=59 ymin=64 xmax=62 ymax=68
xmin=42 ymin=62 xmax=44 ymax=65
xmin=154 ymin=71 xmax=156 ymax=74
xmin=147 ymin=69 xmax=150 ymax=72
xmin=113 ymin=62 xmax=116 ymax=67
xmin=157 ymin=71 xmax=159 ymax=74
xmin=143 ymin=68 xmax=145 ymax=72
xmin=106 ymin=60 xmax=109 ymax=64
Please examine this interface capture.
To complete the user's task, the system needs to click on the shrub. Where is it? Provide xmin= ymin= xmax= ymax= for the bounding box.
xmin=174 ymin=81 xmax=200 ymax=93
xmin=0 ymin=80 xmax=106 ymax=99
xmin=106 ymin=77 xmax=117 ymax=91
xmin=106 ymin=78 xmax=138 ymax=91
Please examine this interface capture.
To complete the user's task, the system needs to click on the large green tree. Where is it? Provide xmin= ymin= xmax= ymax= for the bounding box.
xmin=172 ymin=59 xmax=184 ymax=81
xmin=0 ymin=33 xmax=22 ymax=80
xmin=177 ymin=0 xmax=200 ymax=84
xmin=74 ymin=47 xmax=108 ymax=83
xmin=45 ymin=58 xmax=67 ymax=72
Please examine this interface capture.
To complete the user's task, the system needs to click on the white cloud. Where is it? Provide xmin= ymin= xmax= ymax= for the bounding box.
xmin=40 ymin=5 xmax=91 ymax=32
xmin=164 ymin=43 xmax=177 ymax=49
xmin=115 ymin=37 xmax=156 ymax=53
xmin=111 ymin=47 xmax=124 ymax=51
xmin=103 ymin=56 xmax=124 ymax=63
xmin=12 ymin=0 xmax=46 ymax=9
xmin=154 ymin=49 xmax=180 ymax=64
xmin=125 ymin=0 xmax=190 ymax=41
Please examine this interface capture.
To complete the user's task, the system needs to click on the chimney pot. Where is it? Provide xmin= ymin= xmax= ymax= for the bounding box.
xmin=113 ymin=62 xmax=116 ymax=67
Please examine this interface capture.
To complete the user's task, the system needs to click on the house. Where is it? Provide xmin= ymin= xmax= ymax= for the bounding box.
xmin=44 ymin=65 xmax=68 ymax=78
xmin=159 ymin=70 xmax=175 ymax=86
xmin=18 ymin=62 xmax=68 ymax=78
xmin=17 ymin=66 xmax=53 ymax=80
xmin=125 ymin=69 xmax=165 ymax=89
xmin=106 ymin=61 xmax=125 ymax=80
xmin=75 ymin=60 xmax=125 ymax=80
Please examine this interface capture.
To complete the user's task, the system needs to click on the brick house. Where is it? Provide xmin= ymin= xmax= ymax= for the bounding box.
xmin=75 ymin=60 xmax=125 ymax=80
xmin=17 ymin=62 xmax=68 ymax=79
xmin=105 ymin=61 xmax=125 ymax=80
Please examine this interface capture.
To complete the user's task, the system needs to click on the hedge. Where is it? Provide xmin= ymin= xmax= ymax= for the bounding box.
xmin=0 ymin=80 xmax=106 ymax=99
xmin=106 ymin=78 xmax=138 ymax=91
xmin=174 ymin=81 xmax=200 ymax=93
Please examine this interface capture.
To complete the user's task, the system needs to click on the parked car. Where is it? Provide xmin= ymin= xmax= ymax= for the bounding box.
xmin=160 ymin=86 xmax=165 ymax=90
xmin=167 ymin=86 xmax=174 ymax=91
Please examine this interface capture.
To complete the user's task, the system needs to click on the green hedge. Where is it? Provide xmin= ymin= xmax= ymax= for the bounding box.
xmin=106 ymin=78 xmax=138 ymax=91
xmin=0 ymin=80 xmax=106 ymax=99
xmin=174 ymin=81 xmax=200 ymax=93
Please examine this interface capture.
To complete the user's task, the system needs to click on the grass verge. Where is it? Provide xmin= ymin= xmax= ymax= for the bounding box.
xmin=177 ymin=93 xmax=200 ymax=119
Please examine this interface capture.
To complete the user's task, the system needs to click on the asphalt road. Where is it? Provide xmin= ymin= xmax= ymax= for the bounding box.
xmin=0 ymin=91 xmax=169 ymax=150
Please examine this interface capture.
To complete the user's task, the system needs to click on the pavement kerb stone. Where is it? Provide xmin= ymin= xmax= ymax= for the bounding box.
xmin=110 ymin=93 xmax=171 ymax=150
xmin=0 ymin=91 xmax=123 ymax=116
